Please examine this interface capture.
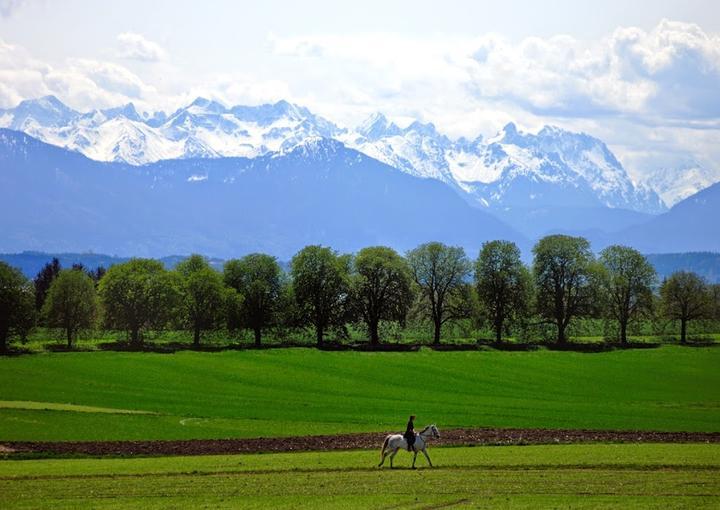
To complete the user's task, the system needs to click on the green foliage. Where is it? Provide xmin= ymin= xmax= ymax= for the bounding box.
xmin=0 ymin=261 xmax=36 ymax=351
xmin=175 ymin=255 xmax=226 ymax=346
xmin=98 ymin=259 xmax=180 ymax=346
xmin=290 ymin=246 xmax=350 ymax=346
xmin=32 ymin=257 xmax=61 ymax=313
xmin=7 ymin=241 xmax=720 ymax=349
xmin=224 ymin=254 xmax=282 ymax=346
xmin=660 ymin=271 xmax=712 ymax=343
xmin=533 ymin=235 xmax=599 ymax=344
xmin=406 ymin=242 xmax=472 ymax=344
xmin=475 ymin=240 xmax=532 ymax=343
xmin=350 ymin=246 xmax=413 ymax=344
xmin=599 ymin=245 xmax=657 ymax=344
xmin=41 ymin=269 xmax=98 ymax=348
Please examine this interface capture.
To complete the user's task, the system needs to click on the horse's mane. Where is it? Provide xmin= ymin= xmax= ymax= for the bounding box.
xmin=419 ymin=425 xmax=431 ymax=433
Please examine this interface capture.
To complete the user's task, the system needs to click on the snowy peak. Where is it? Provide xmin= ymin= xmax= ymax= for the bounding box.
xmin=8 ymin=95 xmax=79 ymax=129
xmin=403 ymin=120 xmax=445 ymax=140
xmin=187 ymin=97 xmax=227 ymax=115
xmin=1 ymin=95 xmax=343 ymax=164
xmin=282 ymin=136 xmax=347 ymax=161
xmin=0 ymin=95 xmax=711 ymax=214
xmin=357 ymin=113 xmax=402 ymax=140
xmin=349 ymin=118 xmax=666 ymax=214
xmin=105 ymin=103 xmax=141 ymax=120
xmin=230 ymin=100 xmax=307 ymax=125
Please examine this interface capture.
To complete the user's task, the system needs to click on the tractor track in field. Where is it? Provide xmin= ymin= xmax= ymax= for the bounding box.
xmin=2 ymin=428 xmax=719 ymax=457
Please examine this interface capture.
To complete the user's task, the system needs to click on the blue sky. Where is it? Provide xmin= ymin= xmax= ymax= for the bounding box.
xmin=1 ymin=0 xmax=719 ymax=179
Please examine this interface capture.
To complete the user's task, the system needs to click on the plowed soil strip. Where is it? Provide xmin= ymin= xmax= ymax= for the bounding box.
xmin=3 ymin=428 xmax=719 ymax=457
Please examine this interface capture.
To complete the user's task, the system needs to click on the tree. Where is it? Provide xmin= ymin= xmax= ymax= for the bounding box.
xmin=350 ymin=246 xmax=413 ymax=345
xmin=98 ymin=259 xmax=180 ymax=347
xmin=406 ymin=242 xmax=471 ymax=345
xmin=290 ymin=245 xmax=350 ymax=347
xmin=34 ymin=257 xmax=61 ymax=311
xmin=223 ymin=254 xmax=282 ymax=346
xmin=88 ymin=266 xmax=107 ymax=287
xmin=710 ymin=284 xmax=720 ymax=321
xmin=0 ymin=262 xmax=36 ymax=352
xmin=533 ymin=235 xmax=598 ymax=345
xmin=474 ymin=240 xmax=531 ymax=343
xmin=175 ymin=255 xmax=226 ymax=347
xmin=599 ymin=245 xmax=657 ymax=344
xmin=42 ymin=269 xmax=98 ymax=348
xmin=659 ymin=271 xmax=711 ymax=344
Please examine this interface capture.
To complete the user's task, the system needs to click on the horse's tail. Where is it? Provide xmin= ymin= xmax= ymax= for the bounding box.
xmin=380 ymin=436 xmax=390 ymax=460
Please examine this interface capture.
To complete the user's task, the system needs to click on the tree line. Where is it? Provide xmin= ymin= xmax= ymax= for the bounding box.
xmin=1 ymin=235 xmax=720 ymax=353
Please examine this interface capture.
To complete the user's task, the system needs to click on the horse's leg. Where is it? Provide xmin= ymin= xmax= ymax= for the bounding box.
xmin=412 ymin=450 xmax=418 ymax=469
xmin=378 ymin=449 xmax=386 ymax=467
xmin=390 ymin=448 xmax=399 ymax=469
xmin=422 ymin=448 xmax=433 ymax=467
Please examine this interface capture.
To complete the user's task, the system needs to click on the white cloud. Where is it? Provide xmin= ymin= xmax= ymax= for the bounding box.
xmin=0 ymin=0 xmax=25 ymax=18
xmin=0 ymin=37 xmax=161 ymax=110
xmin=270 ymin=20 xmax=720 ymax=125
xmin=116 ymin=32 xmax=167 ymax=62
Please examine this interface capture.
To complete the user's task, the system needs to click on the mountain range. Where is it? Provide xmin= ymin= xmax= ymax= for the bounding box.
xmin=0 ymin=129 xmax=519 ymax=258
xmin=1 ymin=96 xmax=718 ymax=257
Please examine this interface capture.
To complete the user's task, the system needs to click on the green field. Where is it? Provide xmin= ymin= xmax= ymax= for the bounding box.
xmin=1 ymin=346 xmax=719 ymax=441
xmin=1 ymin=444 xmax=718 ymax=508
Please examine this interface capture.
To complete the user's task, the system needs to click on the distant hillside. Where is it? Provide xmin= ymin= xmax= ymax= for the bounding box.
xmin=618 ymin=182 xmax=720 ymax=253
xmin=0 ymin=251 xmax=225 ymax=279
xmin=5 ymin=250 xmax=719 ymax=284
xmin=0 ymin=129 xmax=524 ymax=259
xmin=645 ymin=252 xmax=720 ymax=284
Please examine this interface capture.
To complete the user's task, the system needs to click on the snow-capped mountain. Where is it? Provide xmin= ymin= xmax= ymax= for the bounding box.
xmin=0 ymin=95 xmax=343 ymax=165
xmin=341 ymin=114 xmax=457 ymax=183
xmin=344 ymin=118 xmax=666 ymax=214
xmin=3 ymin=95 xmax=715 ymax=218
xmin=635 ymin=162 xmax=720 ymax=207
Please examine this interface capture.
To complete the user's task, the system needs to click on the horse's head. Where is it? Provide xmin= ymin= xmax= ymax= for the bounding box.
xmin=430 ymin=424 xmax=440 ymax=439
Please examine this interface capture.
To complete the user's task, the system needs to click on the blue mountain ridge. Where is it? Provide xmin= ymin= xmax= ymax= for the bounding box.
xmin=0 ymin=129 xmax=526 ymax=259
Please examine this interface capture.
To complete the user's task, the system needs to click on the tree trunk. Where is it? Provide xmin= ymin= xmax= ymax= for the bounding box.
xmin=316 ymin=324 xmax=324 ymax=347
xmin=557 ymin=322 xmax=566 ymax=345
xmin=130 ymin=328 xmax=141 ymax=347
xmin=0 ymin=327 xmax=7 ymax=353
xmin=254 ymin=327 xmax=262 ymax=347
xmin=433 ymin=321 xmax=441 ymax=346
xmin=680 ymin=318 xmax=687 ymax=344
xmin=495 ymin=317 xmax=503 ymax=344
xmin=66 ymin=328 xmax=73 ymax=349
xmin=369 ymin=320 xmax=379 ymax=346
xmin=620 ymin=320 xmax=627 ymax=345
xmin=193 ymin=327 xmax=201 ymax=348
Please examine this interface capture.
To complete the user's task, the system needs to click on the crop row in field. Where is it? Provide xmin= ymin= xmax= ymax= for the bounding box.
xmin=1 ymin=444 xmax=718 ymax=509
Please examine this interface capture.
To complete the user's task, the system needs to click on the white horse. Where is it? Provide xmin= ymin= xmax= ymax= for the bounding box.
xmin=378 ymin=424 xmax=440 ymax=469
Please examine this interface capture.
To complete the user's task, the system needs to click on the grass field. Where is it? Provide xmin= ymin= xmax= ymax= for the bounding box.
xmin=1 ymin=346 xmax=719 ymax=441
xmin=1 ymin=444 xmax=718 ymax=508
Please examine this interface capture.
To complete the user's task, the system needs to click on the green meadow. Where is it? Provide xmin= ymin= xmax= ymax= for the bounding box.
xmin=1 ymin=444 xmax=718 ymax=509
xmin=1 ymin=346 xmax=718 ymax=441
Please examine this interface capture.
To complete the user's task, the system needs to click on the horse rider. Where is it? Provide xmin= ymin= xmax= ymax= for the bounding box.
xmin=404 ymin=415 xmax=416 ymax=451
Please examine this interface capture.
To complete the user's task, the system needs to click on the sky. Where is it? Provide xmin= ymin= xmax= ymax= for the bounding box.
xmin=1 ymin=0 xmax=719 ymax=180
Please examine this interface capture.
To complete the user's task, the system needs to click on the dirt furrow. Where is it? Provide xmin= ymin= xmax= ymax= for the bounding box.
xmin=2 ymin=428 xmax=719 ymax=457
